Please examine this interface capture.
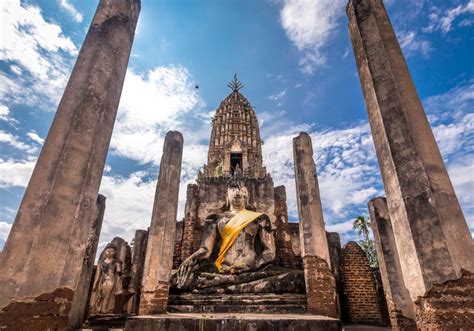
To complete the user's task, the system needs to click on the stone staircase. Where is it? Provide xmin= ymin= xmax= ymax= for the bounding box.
xmin=168 ymin=293 xmax=308 ymax=314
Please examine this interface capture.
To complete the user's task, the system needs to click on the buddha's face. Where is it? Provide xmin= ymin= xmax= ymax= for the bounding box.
xmin=104 ymin=247 xmax=116 ymax=259
xmin=227 ymin=185 xmax=248 ymax=210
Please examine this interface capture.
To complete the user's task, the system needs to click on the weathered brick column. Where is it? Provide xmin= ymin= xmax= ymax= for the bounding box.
xmin=180 ymin=184 xmax=199 ymax=262
xmin=0 ymin=1 xmax=140 ymax=329
xmin=347 ymin=0 xmax=474 ymax=301
xmin=139 ymin=131 xmax=183 ymax=315
xmin=293 ymin=132 xmax=338 ymax=318
xmin=274 ymin=185 xmax=296 ymax=269
xmin=127 ymin=229 xmax=148 ymax=314
xmin=369 ymin=197 xmax=416 ymax=330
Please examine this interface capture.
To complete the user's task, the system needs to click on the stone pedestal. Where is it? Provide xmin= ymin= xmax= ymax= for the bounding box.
xmin=369 ymin=197 xmax=416 ymax=330
xmin=347 ymin=0 xmax=473 ymax=301
xmin=0 ymin=1 xmax=140 ymax=329
xmin=293 ymin=132 xmax=338 ymax=318
xmin=139 ymin=131 xmax=183 ymax=315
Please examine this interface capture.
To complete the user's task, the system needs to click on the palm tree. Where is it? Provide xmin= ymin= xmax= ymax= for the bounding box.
xmin=353 ymin=215 xmax=371 ymax=242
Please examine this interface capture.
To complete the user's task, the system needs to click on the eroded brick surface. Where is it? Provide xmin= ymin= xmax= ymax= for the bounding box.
xmin=0 ymin=287 xmax=74 ymax=331
xmin=414 ymin=270 xmax=474 ymax=330
xmin=340 ymin=241 xmax=383 ymax=324
xmin=303 ymin=255 xmax=338 ymax=318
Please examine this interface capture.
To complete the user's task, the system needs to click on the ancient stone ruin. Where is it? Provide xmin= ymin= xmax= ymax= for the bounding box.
xmin=0 ymin=0 xmax=472 ymax=330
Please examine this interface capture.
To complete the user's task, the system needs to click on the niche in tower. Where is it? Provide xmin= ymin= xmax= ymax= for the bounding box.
xmin=230 ymin=138 xmax=243 ymax=176
xmin=231 ymin=152 xmax=242 ymax=176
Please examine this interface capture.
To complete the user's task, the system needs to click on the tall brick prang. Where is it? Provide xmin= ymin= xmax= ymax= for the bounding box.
xmin=293 ymin=132 xmax=337 ymax=318
xmin=369 ymin=197 xmax=416 ymax=330
xmin=139 ymin=131 xmax=183 ymax=315
xmin=347 ymin=0 xmax=474 ymax=301
xmin=0 ymin=0 xmax=140 ymax=329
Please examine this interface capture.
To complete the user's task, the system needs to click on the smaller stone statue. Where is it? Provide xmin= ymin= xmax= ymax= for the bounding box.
xmin=90 ymin=243 xmax=123 ymax=314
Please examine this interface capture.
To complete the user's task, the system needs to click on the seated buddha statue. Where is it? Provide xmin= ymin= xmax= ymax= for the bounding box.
xmin=171 ymin=179 xmax=304 ymax=294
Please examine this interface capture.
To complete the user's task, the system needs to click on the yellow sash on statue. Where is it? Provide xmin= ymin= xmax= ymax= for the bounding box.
xmin=215 ymin=209 xmax=263 ymax=272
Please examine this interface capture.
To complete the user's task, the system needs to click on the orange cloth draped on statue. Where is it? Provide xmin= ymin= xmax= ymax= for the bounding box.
xmin=215 ymin=209 xmax=263 ymax=272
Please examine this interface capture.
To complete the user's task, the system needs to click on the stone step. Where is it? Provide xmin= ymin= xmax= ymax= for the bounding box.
xmin=168 ymin=304 xmax=307 ymax=314
xmin=169 ymin=292 xmax=307 ymax=305
xmin=125 ymin=312 xmax=341 ymax=330
xmin=169 ymin=293 xmax=308 ymax=313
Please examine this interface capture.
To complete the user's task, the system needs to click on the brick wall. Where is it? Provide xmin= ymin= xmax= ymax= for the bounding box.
xmin=414 ymin=270 xmax=474 ymax=330
xmin=340 ymin=241 xmax=383 ymax=324
xmin=0 ymin=287 xmax=73 ymax=330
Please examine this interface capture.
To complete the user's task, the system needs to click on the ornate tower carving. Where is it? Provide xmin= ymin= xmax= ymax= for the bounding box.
xmin=202 ymin=74 xmax=266 ymax=178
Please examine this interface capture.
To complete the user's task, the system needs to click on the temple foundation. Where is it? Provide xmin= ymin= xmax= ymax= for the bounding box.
xmin=139 ymin=131 xmax=183 ymax=315
xmin=293 ymin=132 xmax=338 ymax=318
xmin=0 ymin=0 xmax=140 ymax=329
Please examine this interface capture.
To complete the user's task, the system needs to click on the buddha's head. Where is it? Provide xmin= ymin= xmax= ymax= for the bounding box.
xmin=226 ymin=180 xmax=249 ymax=211
xmin=104 ymin=243 xmax=117 ymax=259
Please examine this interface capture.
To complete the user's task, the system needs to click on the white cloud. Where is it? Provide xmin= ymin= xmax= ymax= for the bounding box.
xmin=425 ymin=0 xmax=474 ymax=33
xmin=397 ymin=30 xmax=432 ymax=58
xmin=268 ymin=89 xmax=287 ymax=102
xmin=98 ymin=172 xmax=157 ymax=245
xmin=0 ymin=130 xmax=36 ymax=153
xmin=448 ymin=155 xmax=474 ymax=231
xmin=0 ymin=105 xmax=18 ymax=124
xmin=0 ymin=221 xmax=12 ymax=245
xmin=425 ymin=82 xmax=474 ymax=162
xmin=58 ymin=0 xmax=83 ymax=23
xmin=0 ymin=0 xmax=76 ymax=107
xmin=0 ymin=158 xmax=36 ymax=188
xmin=111 ymin=66 xmax=206 ymax=165
xmin=279 ymin=0 xmax=345 ymax=74
xmin=261 ymin=119 xmax=381 ymax=237
xmin=26 ymin=131 xmax=45 ymax=145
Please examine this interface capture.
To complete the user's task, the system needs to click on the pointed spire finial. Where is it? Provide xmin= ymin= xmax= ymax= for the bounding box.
xmin=227 ymin=72 xmax=244 ymax=92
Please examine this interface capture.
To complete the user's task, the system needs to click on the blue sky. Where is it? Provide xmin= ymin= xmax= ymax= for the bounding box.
xmin=0 ymin=0 xmax=473 ymax=250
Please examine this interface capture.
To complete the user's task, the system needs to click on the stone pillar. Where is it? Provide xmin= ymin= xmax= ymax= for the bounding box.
xmin=369 ymin=197 xmax=416 ymax=329
xmin=173 ymin=221 xmax=184 ymax=268
xmin=69 ymin=194 xmax=106 ymax=328
xmin=347 ymin=0 xmax=474 ymax=300
xmin=274 ymin=186 xmax=296 ymax=269
xmin=0 ymin=0 xmax=140 ymax=328
xmin=293 ymin=132 xmax=338 ymax=318
xmin=180 ymin=184 xmax=199 ymax=262
xmin=139 ymin=131 xmax=183 ymax=315
xmin=326 ymin=232 xmax=342 ymax=318
xmin=127 ymin=229 xmax=148 ymax=315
